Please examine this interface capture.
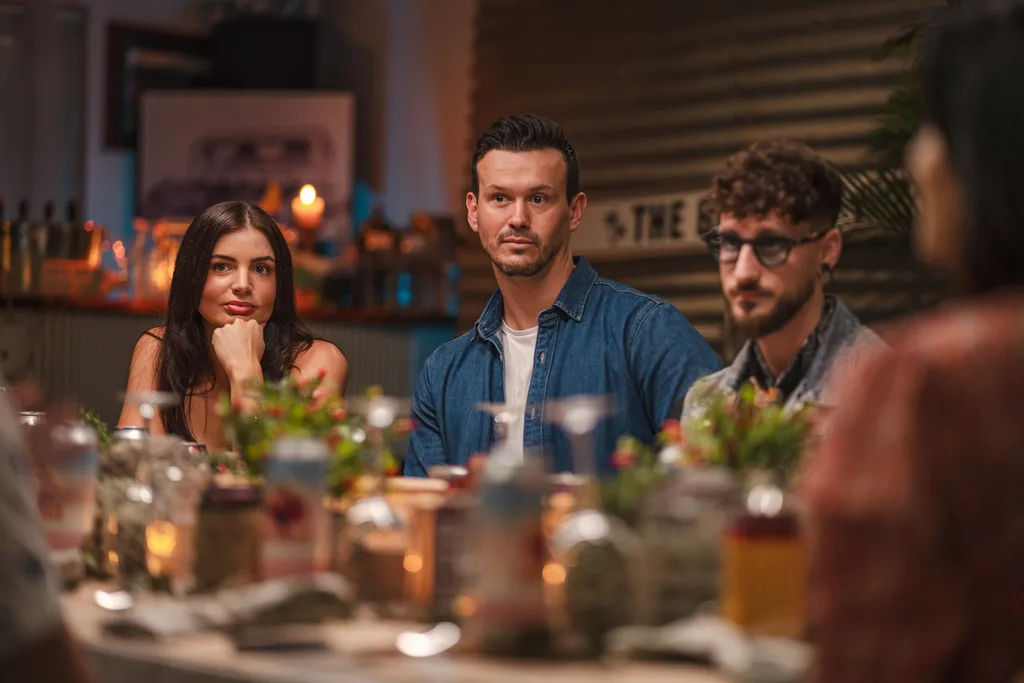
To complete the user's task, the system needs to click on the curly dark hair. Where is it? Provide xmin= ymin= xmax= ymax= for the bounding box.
xmin=704 ymin=139 xmax=844 ymax=229
xmin=471 ymin=114 xmax=580 ymax=203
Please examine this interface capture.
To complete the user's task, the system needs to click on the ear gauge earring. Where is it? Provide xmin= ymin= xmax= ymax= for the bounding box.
xmin=821 ymin=263 xmax=833 ymax=282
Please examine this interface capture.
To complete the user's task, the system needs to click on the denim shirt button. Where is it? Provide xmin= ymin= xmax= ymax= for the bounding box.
xmin=528 ymin=405 xmax=536 ymax=419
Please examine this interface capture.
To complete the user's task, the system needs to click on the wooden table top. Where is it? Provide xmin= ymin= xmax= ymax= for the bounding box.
xmin=62 ymin=588 xmax=729 ymax=683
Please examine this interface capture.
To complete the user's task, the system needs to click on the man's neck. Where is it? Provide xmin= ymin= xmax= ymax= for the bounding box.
xmin=755 ymin=291 xmax=826 ymax=378
xmin=497 ymin=251 xmax=575 ymax=330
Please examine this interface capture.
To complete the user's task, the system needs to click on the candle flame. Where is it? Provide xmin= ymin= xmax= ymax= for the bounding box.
xmin=299 ymin=184 xmax=317 ymax=205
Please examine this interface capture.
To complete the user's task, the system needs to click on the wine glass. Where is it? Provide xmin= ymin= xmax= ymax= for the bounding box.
xmin=543 ymin=395 xmax=637 ymax=653
xmin=120 ymin=391 xmax=180 ymax=435
xmin=544 ymin=395 xmax=612 ymax=478
xmin=475 ymin=401 xmax=526 ymax=462
xmin=344 ymin=394 xmax=410 ymax=534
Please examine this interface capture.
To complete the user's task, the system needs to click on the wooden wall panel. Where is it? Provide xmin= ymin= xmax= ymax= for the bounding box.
xmin=461 ymin=0 xmax=946 ymax=359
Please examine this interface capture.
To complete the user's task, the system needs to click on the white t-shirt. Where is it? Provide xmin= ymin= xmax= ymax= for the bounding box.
xmin=0 ymin=387 xmax=63 ymax=660
xmin=499 ymin=321 xmax=538 ymax=459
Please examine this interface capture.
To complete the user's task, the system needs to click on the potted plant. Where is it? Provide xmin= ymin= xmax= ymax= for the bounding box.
xmin=217 ymin=375 xmax=409 ymax=496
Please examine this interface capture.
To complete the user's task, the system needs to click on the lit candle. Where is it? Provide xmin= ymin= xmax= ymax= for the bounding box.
xmin=291 ymin=184 xmax=325 ymax=230
xmin=146 ymin=519 xmax=178 ymax=578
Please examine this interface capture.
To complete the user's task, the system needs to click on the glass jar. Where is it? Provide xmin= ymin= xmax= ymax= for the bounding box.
xmin=425 ymin=465 xmax=473 ymax=623
xmin=193 ymin=483 xmax=261 ymax=592
xmin=635 ymin=466 xmax=741 ymax=626
xmin=720 ymin=469 xmax=808 ymax=639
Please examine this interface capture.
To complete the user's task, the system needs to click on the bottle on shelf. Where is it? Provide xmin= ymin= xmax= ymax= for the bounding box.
xmin=11 ymin=200 xmax=32 ymax=294
xmin=65 ymin=199 xmax=81 ymax=259
xmin=0 ymin=198 xmax=9 ymax=295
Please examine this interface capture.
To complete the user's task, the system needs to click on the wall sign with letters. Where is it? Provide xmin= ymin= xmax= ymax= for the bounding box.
xmin=573 ymin=190 xmax=714 ymax=256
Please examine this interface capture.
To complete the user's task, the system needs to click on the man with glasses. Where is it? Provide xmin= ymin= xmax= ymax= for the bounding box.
xmin=682 ymin=139 xmax=882 ymax=418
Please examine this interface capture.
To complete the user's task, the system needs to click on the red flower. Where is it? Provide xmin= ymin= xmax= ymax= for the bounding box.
xmin=395 ymin=418 xmax=412 ymax=433
xmin=384 ymin=464 xmax=398 ymax=477
xmin=267 ymin=404 xmax=285 ymax=419
xmin=331 ymin=408 xmax=348 ymax=421
xmin=661 ymin=419 xmax=683 ymax=443
xmin=326 ymin=432 xmax=342 ymax=449
xmin=217 ymin=464 xmax=228 ymax=473
xmin=612 ymin=449 xmax=636 ymax=469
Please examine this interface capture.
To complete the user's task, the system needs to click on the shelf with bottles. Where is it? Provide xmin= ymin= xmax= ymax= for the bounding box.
xmin=0 ymin=197 xmax=117 ymax=299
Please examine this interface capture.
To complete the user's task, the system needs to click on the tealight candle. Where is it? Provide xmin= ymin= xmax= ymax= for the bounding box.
xmin=291 ymin=184 xmax=325 ymax=230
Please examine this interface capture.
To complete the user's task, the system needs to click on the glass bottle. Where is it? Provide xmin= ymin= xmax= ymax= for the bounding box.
xmin=459 ymin=402 xmax=549 ymax=657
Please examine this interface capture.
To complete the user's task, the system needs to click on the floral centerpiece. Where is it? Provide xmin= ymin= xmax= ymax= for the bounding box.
xmin=218 ymin=374 xmax=411 ymax=496
xmin=604 ymin=382 xmax=818 ymax=525
xmin=675 ymin=382 xmax=816 ymax=475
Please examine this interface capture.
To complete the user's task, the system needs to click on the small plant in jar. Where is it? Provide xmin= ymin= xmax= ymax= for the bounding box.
xmin=217 ymin=376 xmax=409 ymax=496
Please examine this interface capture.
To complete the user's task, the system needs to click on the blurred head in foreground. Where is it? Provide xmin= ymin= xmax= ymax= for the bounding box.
xmin=908 ymin=0 xmax=1024 ymax=294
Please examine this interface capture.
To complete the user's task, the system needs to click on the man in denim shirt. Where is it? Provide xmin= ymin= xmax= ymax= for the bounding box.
xmin=405 ymin=115 xmax=721 ymax=476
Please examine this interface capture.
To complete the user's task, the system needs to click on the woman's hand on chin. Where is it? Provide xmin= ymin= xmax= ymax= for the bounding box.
xmin=211 ymin=318 xmax=265 ymax=389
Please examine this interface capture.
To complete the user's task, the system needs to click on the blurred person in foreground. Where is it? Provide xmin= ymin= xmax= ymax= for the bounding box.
xmin=405 ymin=115 xmax=720 ymax=476
xmin=802 ymin=4 xmax=1024 ymax=682
xmin=0 ymin=382 xmax=91 ymax=681
xmin=681 ymin=140 xmax=882 ymax=419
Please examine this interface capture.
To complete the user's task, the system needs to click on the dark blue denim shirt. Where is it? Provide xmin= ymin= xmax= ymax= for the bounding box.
xmin=404 ymin=257 xmax=722 ymax=476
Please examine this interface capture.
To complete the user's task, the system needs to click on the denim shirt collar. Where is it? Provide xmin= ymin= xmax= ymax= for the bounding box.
xmin=474 ymin=256 xmax=599 ymax=340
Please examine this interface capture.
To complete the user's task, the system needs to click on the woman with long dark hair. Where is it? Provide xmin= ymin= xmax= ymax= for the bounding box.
xmin=118 ymin=201 xmax=347 ymax=447
xmin=801 ymin=3 xmax=1024 ymax=681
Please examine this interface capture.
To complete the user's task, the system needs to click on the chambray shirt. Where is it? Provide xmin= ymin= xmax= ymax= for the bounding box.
xmin=404 ymin=257 xmax=721 ymax=476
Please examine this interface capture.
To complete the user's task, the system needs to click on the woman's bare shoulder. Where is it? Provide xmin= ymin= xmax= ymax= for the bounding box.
xmin=134 ymin=327 xmax=165 ymax=354
xmin=297 ymin=339 xmax=346 ymax=366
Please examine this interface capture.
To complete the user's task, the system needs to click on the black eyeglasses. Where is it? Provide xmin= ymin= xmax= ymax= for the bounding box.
xmin=702 ymin=229 xmax=831 ymax=268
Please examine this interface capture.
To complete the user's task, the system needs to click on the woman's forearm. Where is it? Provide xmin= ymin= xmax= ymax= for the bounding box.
xmin=228 ymin=366 xmax=264 ymax=414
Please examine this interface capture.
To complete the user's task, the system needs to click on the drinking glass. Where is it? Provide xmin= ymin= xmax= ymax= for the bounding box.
xmin=543 ymin=395 xmax=637 ymax=654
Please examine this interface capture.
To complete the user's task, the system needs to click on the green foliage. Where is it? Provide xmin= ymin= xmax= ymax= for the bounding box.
xmin=840 ymin=168 xmax=916 ymax=238
xmin=79 ymin=408 xmax=115 ymax=451
xmin=217 ymin=377 xmax=407 ymax=496
xmin=842 ymin=1 xmax=962 ymax=236
xmin=682 ymin=382 xmax=815 ymax=475
xmin=601 ymin=435 xmax=668 ymax=527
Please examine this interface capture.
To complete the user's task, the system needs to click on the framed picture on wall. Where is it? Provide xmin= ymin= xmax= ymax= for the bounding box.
xmin=137 ymin=90 xmax=356 ymax=222
xmin=104 ymin=23 xmax=212 ymax=149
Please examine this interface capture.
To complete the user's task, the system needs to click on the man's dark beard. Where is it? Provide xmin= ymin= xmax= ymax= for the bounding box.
xmin=494 ymin=252 xmax=550 ymax=277
xmin=489 ymin=233 xmax=553 ymax=277
xmin=732 ymin=277 xmax=815 ymax=338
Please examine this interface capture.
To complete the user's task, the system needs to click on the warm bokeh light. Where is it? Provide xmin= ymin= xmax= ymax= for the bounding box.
xmin=452 ymin=595 xmax=477 ymax=617
xmin=112 ymin=240 xmax=125 ymax=259
xmin=403 ymin=552 xmax=424 ymax=573
xmin=299 ymin=184 xmax=317 ymax=204
xmin=543 ymin=562 xmax=567 ymax=585
xmin=146 ymin=520 xmax=177 ymax=557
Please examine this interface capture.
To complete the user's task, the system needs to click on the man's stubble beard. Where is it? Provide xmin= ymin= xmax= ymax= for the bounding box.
xmin=732 ymin=276 xmax=816 ymax=339
xmin=488 ymin=234 xmax=563 ymax=278
xmin=493 ymin=247 xmax=552 ymax=277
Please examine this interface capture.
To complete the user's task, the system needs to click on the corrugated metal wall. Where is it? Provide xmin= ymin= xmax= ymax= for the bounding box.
xmin=460 ymin=0 xmax=946 ymax=357
xmin=0 ymin=308 xmax=424 ymax=427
